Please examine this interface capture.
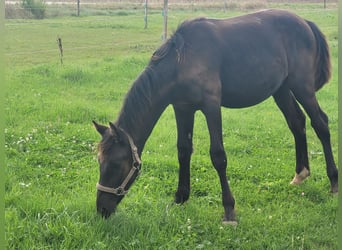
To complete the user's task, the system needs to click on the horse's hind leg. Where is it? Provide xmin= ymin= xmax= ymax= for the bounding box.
xmin=173 ymin=105 xmax=195 ymax=203
xmin=295 ymin=94 xmax=338 ymax=193
xmin=273 ymin=86 xmax=310 ymax=185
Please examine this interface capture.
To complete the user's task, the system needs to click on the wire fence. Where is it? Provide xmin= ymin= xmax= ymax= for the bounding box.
xmin=5 ymin=1 xmax=338 ymax=66
xmin=5 ymin=0 xmax=337 ymax=19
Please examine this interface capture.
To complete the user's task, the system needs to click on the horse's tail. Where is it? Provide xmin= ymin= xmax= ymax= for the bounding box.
xmin=306 ymin=20 xmax=331 ymax=91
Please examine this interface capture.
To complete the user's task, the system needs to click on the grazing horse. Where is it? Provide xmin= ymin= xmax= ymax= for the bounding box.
xmin=93 ymin=9 xmax=338 ymax=224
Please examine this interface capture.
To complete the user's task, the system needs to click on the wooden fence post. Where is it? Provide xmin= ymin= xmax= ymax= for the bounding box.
xmin=77 ymin=0 xmax=80 ymax=16
xmin=163 ymin=0 xmax=168 ymax=40
xmin=57 ymin=36 xmax=63 ymax=65
xmin=223 ymin=0 xmax=227 ymax=12
xmin=144 ymin=0 xmax=148 ymax=29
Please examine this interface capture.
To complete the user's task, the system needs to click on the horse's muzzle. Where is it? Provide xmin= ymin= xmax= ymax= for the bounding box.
xmin=98 ymin=206 xmax=115 ymax=219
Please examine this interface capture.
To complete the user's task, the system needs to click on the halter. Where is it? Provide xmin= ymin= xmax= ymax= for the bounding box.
xmin=96 ymin=130 xmax=141 ymax=196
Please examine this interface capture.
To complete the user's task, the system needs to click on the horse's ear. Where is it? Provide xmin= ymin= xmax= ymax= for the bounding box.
xmin=109 ymin=122 xmax=121 ymax=141
xmin=92 ymin=120 xmax=108 ymax=136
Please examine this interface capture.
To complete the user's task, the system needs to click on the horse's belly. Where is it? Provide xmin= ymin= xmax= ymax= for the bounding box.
xmin=221 ymin=91 xmax=272 ymax=108
xmin=221 ymin=78 xmax=283 ymax=108
xmin=220 ymin=56 xmax=287 ymax=108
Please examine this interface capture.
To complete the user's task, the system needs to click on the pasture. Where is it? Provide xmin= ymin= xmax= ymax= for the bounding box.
xmin=5 ymin=3 xmax=338 ymax=249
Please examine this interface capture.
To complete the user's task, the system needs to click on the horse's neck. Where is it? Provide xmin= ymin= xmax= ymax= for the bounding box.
xmin=116 ymin=67 xmax=172 ymax=154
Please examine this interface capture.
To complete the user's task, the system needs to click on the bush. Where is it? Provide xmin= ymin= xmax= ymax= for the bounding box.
xmin=5 ymin=4 xmax=33 ymax=19
xmin=21 ymin=0 xmax=46 ymax=19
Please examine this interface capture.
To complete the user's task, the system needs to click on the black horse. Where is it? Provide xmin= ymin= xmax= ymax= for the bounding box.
xmin=93 ymin=9 xmax=338 ymax=224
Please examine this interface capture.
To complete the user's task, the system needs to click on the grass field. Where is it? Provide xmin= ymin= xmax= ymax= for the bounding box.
xmin=5 ymin=4 xmax=338 ymax=249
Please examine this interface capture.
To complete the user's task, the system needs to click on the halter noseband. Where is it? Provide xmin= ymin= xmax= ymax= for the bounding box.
xmin=96 ymin=130 xmax=141 ymax=196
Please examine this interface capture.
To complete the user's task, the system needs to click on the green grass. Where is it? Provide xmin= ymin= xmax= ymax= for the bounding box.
xmin=5 ymin=5 xmax=338 ymax=249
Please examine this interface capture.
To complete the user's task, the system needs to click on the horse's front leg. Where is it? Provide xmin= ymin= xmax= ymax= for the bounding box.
xmin=173 ymin=105 xmax=195 ymax=204
xmin=202 ymin=100 xmax=237 ymax=224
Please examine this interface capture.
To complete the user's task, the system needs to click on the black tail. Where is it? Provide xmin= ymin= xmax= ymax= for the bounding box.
xmin=305 ymin=20 xmax=331 ymax=91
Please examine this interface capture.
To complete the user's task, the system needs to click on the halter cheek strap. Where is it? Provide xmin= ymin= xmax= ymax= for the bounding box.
xmin=96 ymin=165 xmax=139 ymax=195
xmin=96 ymin=131 xmax=142 ymax=196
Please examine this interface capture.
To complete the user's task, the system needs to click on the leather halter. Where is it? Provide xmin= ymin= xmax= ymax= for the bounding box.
xmin=96 ymin=131 xmax=141 ymax=196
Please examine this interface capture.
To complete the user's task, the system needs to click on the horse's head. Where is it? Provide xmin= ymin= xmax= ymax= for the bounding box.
xmin=93 ymin=121 xmax=141 ymax=219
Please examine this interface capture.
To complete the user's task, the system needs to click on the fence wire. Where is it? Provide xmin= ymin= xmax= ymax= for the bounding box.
xmin=5 ymin=2 xmax=338 ymax=65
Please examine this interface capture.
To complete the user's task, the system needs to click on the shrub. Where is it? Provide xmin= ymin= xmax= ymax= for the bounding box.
xmin=21 ymin=0 xmax=46 ymax=19
xmin=5 ymin=4 xmax=33 ymax=19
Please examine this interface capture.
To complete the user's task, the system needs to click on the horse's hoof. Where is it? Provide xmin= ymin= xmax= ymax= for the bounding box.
xmin=290 ymin=168 xmax=310 ymax=185
xmin=174 ymin=189 xmax=190 ymax=204
xmin=222 ymin=220 xmax=238 ymax=227
xmin=330 ymin=184 xmax=338 ymax=194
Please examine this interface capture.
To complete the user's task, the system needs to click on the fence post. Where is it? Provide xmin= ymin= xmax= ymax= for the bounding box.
xmin=163 ymin=0 xmax=168 ymax=40
xmin=77 ymin=0 xmax=80 ymax=16
xmin=57 ymin=36 xmax=63 ymax=65
xmin=144 ymin=0 xmax=148 ymax=29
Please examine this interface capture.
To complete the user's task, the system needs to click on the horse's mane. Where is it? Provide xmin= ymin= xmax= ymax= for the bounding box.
xmin=116 ymin=17 xmax=218 ymax=134
xmin=116 ymin=66 xmax=157 ymax=129
xmin=151 ymin=23 xmax=187 ymax=63
xmin=151 ymin=17 xmax=209 ymax=63
xmin=116 ymin=24 xmax=191 ymax=130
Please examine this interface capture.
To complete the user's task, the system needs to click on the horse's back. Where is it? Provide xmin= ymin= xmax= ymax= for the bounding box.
xmin=173 ymin=9 xmax=319 ymax=108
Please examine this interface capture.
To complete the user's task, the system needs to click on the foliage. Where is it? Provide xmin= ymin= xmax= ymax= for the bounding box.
xmin=4 ymin=5 xmax=338 ymax=249
xmin=21 ymin=0 xmax=46 ymax=19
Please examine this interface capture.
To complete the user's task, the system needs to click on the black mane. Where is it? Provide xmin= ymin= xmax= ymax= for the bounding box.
xmin=152 ymin=24 xmax=187 ymax=63
xmin=116 ymin=66 xmax=158 ymax=129
xmin=116 ymin=27 xmax=188 ymax=130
